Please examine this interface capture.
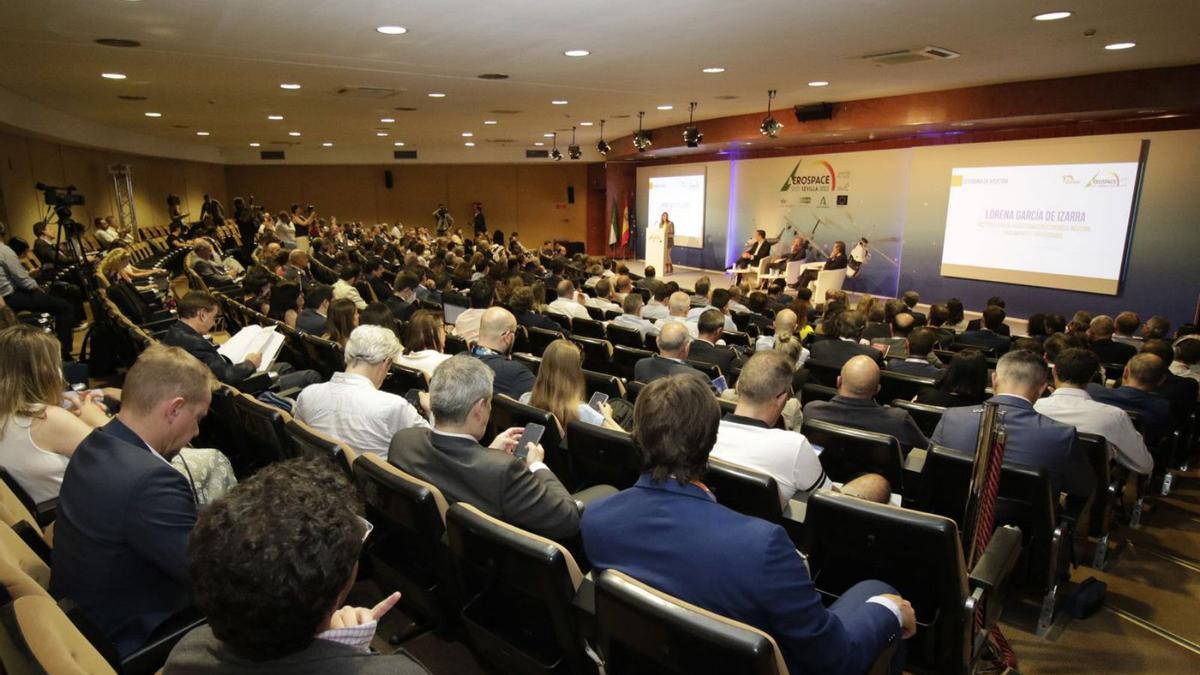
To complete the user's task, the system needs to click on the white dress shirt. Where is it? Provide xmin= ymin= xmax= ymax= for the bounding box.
xmin=294 ymin=372 xmax=429 ymax=459
xmin=610 ymin=313 xmax=661 ymax=339
xmin=454 ymin=308 xmax=485 ymax=343
xmin=641 ymin=300 xmax=669 ymax=321
xmin=547 ymin=298 xmax=591 ymax=320
xmin=710 ymin=415 xmax=830 ymax=508
xmin=586 ymin=296 xmax=622 ymax=313
xmin=655 ymin=317 xmax=698 ymax=338
xmin=395 ymin=349 xmax=452 ymax=380
xmin=1033 ymin=387 xmax=1153 ymax=474
xmin=1169 ymin=360 xmax=1200 ymax=386
xmin=686 ymin=305 xmax=738 ymax=331
xmin=332 ymin=279 xmax=367 ymax=310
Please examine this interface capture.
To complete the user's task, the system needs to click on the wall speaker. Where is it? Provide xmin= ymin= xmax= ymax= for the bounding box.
xmin=793 ymin=103 xmax=834 ymax=123
xmin=384 ymin=170 xmax=394 ymax=189
xmin=566 ymin=186 xmax=575 ymax=204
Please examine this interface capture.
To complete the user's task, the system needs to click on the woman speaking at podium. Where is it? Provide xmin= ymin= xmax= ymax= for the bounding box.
xmin=659 ymin=211 xmax=675 ymax=274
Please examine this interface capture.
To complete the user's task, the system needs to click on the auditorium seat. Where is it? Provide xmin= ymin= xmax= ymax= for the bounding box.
xmin=877 ymin=370 xmax=936 ymax=405
xmin=512 ymin=351 xmax=542 ymax=374
xmin=583 ymin=369 xmax=626 ymax=400
xmin=283 ymin=419 xmax=357 ymax=477
xmin=383 ymin=363 xmax=430 ymax=395
xmin=799 ymin=382 xmax=838 ymax=405
xmin=445 ymin=333 xmax=470 ymax=355
xmin=445 ymin=503 xmax=592 ymax=674
xmin=527 ymin=326 xmax=563 ymax=357
xmin=604 ymin=323 xmax=645 ymax=349
xmin=705 ymin=458 xmax=783 ymax=523
xmin=569 ymin=335 xmax=615 ymax=374
xmin=0 ymin=522 xmax=50 ymax=592
xmin=613 ymin=345 xmax=654 ymax=381
xmin=0 ymin=469 xmax=55 ymax=530
xmin=585 ymin=305 xmax=606 ymax=321
xmin=800 ymin=419 xmax=906 ymax=495
xmin=1076 ymin=432 xmax=1126 ymax=570
xmin=803 ymin=358 xmax=842 ymax=387
xmin=544 ymin=312 xmax=573 ymax=333
xmin=565 ymin=420 xmax=640 ymax=491
xmin=0 ymin=596 xmax=118 ymax=675
xmin=571 ymin=316 xmax=607 ymax=339
xmin=593 ymin=569 xmax=789 ymax=675
xmin=489 ymin=395 xmax=571 ymax=486
xmin=300 ymin=333 xmax=344 ymax=380
xmin=720 ymin=330 xmax=751 ymax=347
xmin=887 ymin=399 xmax=946 ymax=437
xmin=511 ymin=324 xmax=530 ymax=354
xmin=685 ymin=359 xmax=722 ymax=381
xmin=0 ymin=487 xmax=52 ymax=566
xmin=231 ymin=393 xmax=294 ymax=471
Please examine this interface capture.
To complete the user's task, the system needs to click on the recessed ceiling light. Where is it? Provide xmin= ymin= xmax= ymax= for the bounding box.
xmin=1104 ymin=42 xmax=1136 ymax=50
xmin=428 ymin=92 xmax=446 ymax=98
xmin=322 ymin=142 xmax=333 ymax=147
xmin=701 ymin=67 xmax=725 ymax=74
xmin=249 ymin=142 xmax=260 ymax=147
xmin=552 ymin=100 xmax=569 ymax=105
xmin=534 ymin=142 xmax=545 ymax=146
xmin=380 ymin=117 xmax=395 ymax=123
xmin=484 ymin=120 xmax=498 ymax=125
xmin=656 ymin=105 xmax=673 ymax=110
xmin=464 ymin=142 xmax=476 ymax=147
xmin=376 ymin=132 xmax=388 ymax=137
xmin=1033 ymin=11 xmax=1073 ymax=21
xmin=289 ymin=131 xmax=301 ymax=136
xmin=376 ymin=25 xmax=408 ymax=35
xmin=462 ymin=132 xmax=474 ymax=137
xmin=564 ymin=49 xmax=590 ymax=57
xmin=543 ymin=133 xmax=555 ymax=138
xmin=580 ymin=121 xmax=594 ymax=126
xmin=268 ymin=115 xmax=284 ymax=120
xmin=144 ymin=111 xmax=162 ymax=117
xmin=394 ymin=141 xmax=405 ymax=146
xmin=279 ymin=83 xmax=301 ymax=90
xmin=195 ymin=131 xmax=209 ymax=136
xmin=101 ymin=72 xmax=127 ymax=80
xmin=808 ymin=80 xmax=829 ymax=87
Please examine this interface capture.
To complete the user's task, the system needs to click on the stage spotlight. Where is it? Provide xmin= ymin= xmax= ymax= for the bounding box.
xmin=596 ymin=119 xmax=611 ymax=155
xmin=633 ymin=111 xmax=652 ymax=152
xmin=760 ymin=90 xmax=783 ymax=138
xmin=568 ymin=126 xmax=582 ymax=159
xmin=550 ymin=148 xmax=563 ymax=161
xmin=682 ymin=101 xmax=703 ymax=147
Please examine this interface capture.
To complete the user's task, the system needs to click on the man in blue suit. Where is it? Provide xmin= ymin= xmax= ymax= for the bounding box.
xmin=931 ymin=349 xmax=1094 ymax=500
xmin=51 ymin=345 xmax=217 ymax=657
xmin=583 ymin=374 xmax=915 ymax=675
xmin=955 ymin=305 xmax=1012 ymax=356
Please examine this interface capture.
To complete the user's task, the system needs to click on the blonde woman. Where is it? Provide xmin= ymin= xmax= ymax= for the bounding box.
xmin=99 ymin=248 xmax=162 ymax=285
xmin=521 ymin=340 xmax=623 ymax=433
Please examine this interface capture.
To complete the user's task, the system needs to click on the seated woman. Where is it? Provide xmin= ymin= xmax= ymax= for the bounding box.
xmin=267 ymin=282 xmax=303 ymax=329
xmin=325 ymin=298 xmax=359 ymax=348
xmin=395 ymin=309 xmax=451 ymax=379
xmin=521 ymin=339 xmax=625 ymax=433
xmin=915 ymin=348 xmax=989 ymax=407
xmin=99 ymin=248 xmax=165 ymax=285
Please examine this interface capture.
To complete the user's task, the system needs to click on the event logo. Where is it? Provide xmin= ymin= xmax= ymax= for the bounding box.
xmin=780 ymin=159 xmax=837 ymax=192
xmin=1061 ymin=174 xmax=1079 ymax=184
xmin=1085 ymin=171 xmax=1121 ymax=188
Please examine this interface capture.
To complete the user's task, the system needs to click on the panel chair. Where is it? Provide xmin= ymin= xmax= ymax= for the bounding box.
xmin=800 ymin=420 xmax=906 ymax=495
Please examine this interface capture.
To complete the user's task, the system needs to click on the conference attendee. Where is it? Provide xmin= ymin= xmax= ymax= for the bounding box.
xmin=965 ymin=296 xmax=1010 ymax=335
xmin=809 ymin=310 xmax=884 ymax=367
xmin=469 ymin=307 xmax=535 ymax=398
xmin=0 ymin=239 xmax=75 ymax=361
xmin=523 ymin=339 xmax=626 ymax=432
xmin=689 ymin=277 xmax=712 ymax=306
xmin=768 ymin=235 xmax=810 ymax=273
xmin=1169 ymin=337 xmax=1200 ymax=384
xmin=297 ymin=284 xmax=333 ymax=336
xmin=332 ymin=264 xmax=368 ymax=310
xmin=1035 ymin=348 xmax=1152 ymax=475
xmin=395 ymin=309 xmax=452 ymax=380
xmin=745 ymin=291 xmax=781 ymax=335
xmin=325 ymin=298 xmax=359 ymax=348
xmin=686 ymin=287 xmax=738 ymax=332
xmin=641 ymin=283 xmax=671 ymax=321
xmin=191 ymin=240 xmax=236 ymax=288
xmin=389 ymin=354 xmax=603 ymax=541
xmin=932 ymin=350 xmax=1093 ymax=499
xmin=275 ymin=211 xmax=298 ymax=250
xmin=52 ymin=345 xmax=215 ymax=657
xmin=755 ymin=308 xmax=808 ymax=358
xmin=944 ymin=298 xmax=969 ymax=333
xmin=31 ymin=221 xmax=70 ymax=267
xmin=241 ymin=269 xmax=274 ymax=315
xmin=688 ymin=309 xmax=744 ymax=379
xmin=899 ymin=290 xmax=925 ymax=326
xmin=1087 ymin=353 xmax=1172 ymax=443
xmin=926 ymin=304 xmax=956 ymax=348
xmin=385 ymin=271 xmax=420 ymax=323
xmin=294 ymin=325 xmax=428 ymax=459
xmin=359 ymin=258 xmax=394 ymax=304
xmin=733 ymin=229 xmax=772 ymax=279
xmin=162 ymin=291 xmax=320 ymax=390
xmin=654 ymin=291 xmax=699 ymax=338
xmin=1087 ymin=315 xmax=1138 ymax=366
xmin=509 ymin=285 xmax=565 ymax=335
xmin=711 ymin=351 xmax=891 ymax=508
xmin=633 ymin=321 xmax=707 ymax=384
xmin=92 ymin=216 xmax=127 ymax=250
xmin=1138 ymin=339 xmax=1200 ymax=426
xmin=955 ymin=305 xmax=1011 ymax=355
xmin=548 ymin=279 xmax=591 ymax=320
xmin=914 ymin=349 xmax=988 ymax=407
xmin=586 ymin=278 xmax=622 ymax=314
xmin=658 ymin=211 xmax=674 ymax=274
xmin=634 ymin=266 xmax=656 ymax=289
xmin=1113 ymin=311 xmax=1142 ymax=347
xmin=267 ymin=282 xmax=304 ymax=329
xmin=795 ymin=239 xmax=847 ymax=289
xmin=583 ymin=373 xmax=914 ymax=675
xmin=609 ymin=291 xmax=660 ymax=340
xmin=281 ymin=249 xmax=311 ymax=293
xmin=1140 ymin=315 xmax=1171 ymax=340
xmin=804 ymin=355 xmax=930 ymax=452
xmin=887 ymin=327 xmax=940 ymax=378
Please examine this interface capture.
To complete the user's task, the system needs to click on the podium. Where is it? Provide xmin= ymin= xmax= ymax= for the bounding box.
xmin=645 ymin=226 xmax=667 ymax=274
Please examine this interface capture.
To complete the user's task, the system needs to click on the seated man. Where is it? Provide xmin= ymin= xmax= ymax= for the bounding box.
xmin=583 ymin=373 xmax=915 ymax=675
xmin=609 ymin=291 xmax=660 ymax=340
xmin=804 ymin=355 xmax=930 ymax=452
xmin=1087 ymin=315 xmax=1137 ymax=366
xmin=294 ymin=325 xmax=429 ymax=459
xmin=1140 ymin=339 xmax=1200 ymax=425
xmin=191 ymin=240 xmax=236 ymax=288
xmin=547 ymin=279 xmax=591 ymax=320
xmin=385 ymin=271 xmax=421 ymax=323
xmin=332 ymin=263 xmax=368 ymax=310
xmin=52 ymin=346 xmax=216 ymax=656
xmin=281 ymin=249 xmax=311 ymax=293
xmin=933 ymin=349 xmax=1094 ymax=500
xmin=1112 ymin=311 xmax=1141 ymax=347
xmin=586 ymin=278 xmax=622 ymax=314
xmin=965 ymin=296 xmax=1010 ymax=335
xmin=1087 ymin=352 xmax=1172 ymax=445
xmin=640 ymin=282 xmax=671 ymax=321
xmin=901 ymin=290 xmax=925 ymax=326
xmin=390 ymin=355 xmax=611 ymax=541
xmin=654 ymin=291 xmax=699 ymax=338
xmin=809 ymin=310 xmax=884 ymax=367
xmin=688 ymin=309 xmax=744 ymax=380
xmin=686 ymin=287 xmax=738 ymax=332
xmin=1035 ymin=348 xmax=1152 ymax=475
xmin=956 ymin=305 xmax=1011 ymax=355
xmin=0 ymin=239 xmax=75 ymax=361
xmin=689 ymin=276 xmax=712 ymax=306
xmin=453 ymin=277 xmax=494 ymax=344
xmin=634 ymin=321 xmax=708 ymax=384
xmin=886 ymin=327 xmax=940 ymax=378
xmin=167 ymin=458 xmax=430 ymax=673
xmin=712 ymin=351 xmax=891 ymax=508
xmin=162 ymin=291 xmax=321 ymax=391
xmin=296 ymin=284 xmax=333 ymax=335
xmin=470 ymin=306 xmax=536 ymax=399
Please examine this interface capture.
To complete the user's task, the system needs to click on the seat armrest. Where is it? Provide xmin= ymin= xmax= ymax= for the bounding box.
xmin=11 ymin=521 xmax=51 ymax=565
xmin=969 ymin=525 xmax=1022 ymax=594
xmin=239 ymin=372 xmax=274 ymax=395
xmin=33 ymin=497 xmax=58 ymax=528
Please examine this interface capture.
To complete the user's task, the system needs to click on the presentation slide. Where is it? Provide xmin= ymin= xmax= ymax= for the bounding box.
xmin=648 ymin=174 xmax=706 ymax=248
xmin=940 ymin=162 xmax=1140 ymax=294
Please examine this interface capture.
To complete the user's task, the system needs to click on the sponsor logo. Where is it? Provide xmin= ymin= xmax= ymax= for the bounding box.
xmin=1085 ymin=171 xmax=1121 ymax=188
xmin=780 ymin=159 xmax=837 ymax=192
xmin=1061 ymin=174 xmax=1079 ymax=184
xmin=836 ymin=195 xmax=848 ymax=206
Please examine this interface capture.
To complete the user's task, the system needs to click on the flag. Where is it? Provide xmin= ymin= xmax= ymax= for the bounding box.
xmin=609 ymin=198 xmax=619 ymax=247
xmin=620 ymin=194 xmax=631 ymax=247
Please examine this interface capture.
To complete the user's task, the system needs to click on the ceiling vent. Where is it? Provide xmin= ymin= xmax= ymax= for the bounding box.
xmin=335 ymin=86 xmax=402 ymax=99
xmin=486 ymin=139 xmax=516 ymax=144
xmin=260 ymin=150 xmax=285 ymax=160
xmin=525 ymin=149 xmax=550 ymax=159
xmin=863 ymin=46 xmax=960 ymax=66
xmin=393 ymin=150 xmax=418 ymax=160
xmin=488 ymin=109 xmax=522 ymax=115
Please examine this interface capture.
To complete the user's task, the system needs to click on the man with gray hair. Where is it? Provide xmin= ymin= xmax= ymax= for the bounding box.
xmin=933 ymin=349 xmax=1093 ymax=500
xmin=390 ymin=354 xmax=607 ymax=540
xmin=634 ymin=321 xmax=707 ymax=384
xmin=654 ymin=291 xmax=699 ymax=338
xmin=1087 ymin=314 xmax=1137 ymax=366
xmin=609 ymin=292 xmax=660 ymax=340
xmin=190 ymin=240 xmax=236 ymax=289
xmin=294 ymin=324 xmax=428 ymax=459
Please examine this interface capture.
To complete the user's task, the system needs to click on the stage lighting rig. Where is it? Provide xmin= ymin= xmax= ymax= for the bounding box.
xmin=550 ymin=132 xmax=563 ymax=161
xmin=760 ymin=89 xmax=783 ymax=138
xmin=568 ymin=126 xmax=582 ymax=159
xmin=633 ymin=111 xmax=652 ymax=151
xmin=596 ymin=119 xmax=611 ymax=156
xmin=682 ymin=101 xmax=703 ymax=147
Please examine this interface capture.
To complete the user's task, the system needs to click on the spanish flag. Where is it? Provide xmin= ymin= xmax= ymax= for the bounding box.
xmin=620 ymin=195 xmax=631 ymax=247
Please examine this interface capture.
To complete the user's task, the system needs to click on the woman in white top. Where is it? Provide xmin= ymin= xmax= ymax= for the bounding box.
xmin=0 ymin=326 xmax=109 ymax=503
xmin=395 ymin=309 xmax=452 ymax=380
xmin=520 ymin=339 xmax=622 ymax=433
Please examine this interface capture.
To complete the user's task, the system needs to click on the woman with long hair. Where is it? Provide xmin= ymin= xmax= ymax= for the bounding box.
xmin=325 ymin=298 xmax=359 ymax=347
xmin=267 ymin=283 xmax=303 ymax=328
xmin=945 ymin=298 xmax=969 ymax=333
xmin=915 ymin=349 xmax=988 ymax=407
xmin=522 ymin=339 xmax=622 ymax=433
xmin=396 ymin=309 xmax=451 ymax=379
xmin=99 ymin=248 xmax=162 ymax=284
xmin=659 ymin=211 xmax=675 ymax=274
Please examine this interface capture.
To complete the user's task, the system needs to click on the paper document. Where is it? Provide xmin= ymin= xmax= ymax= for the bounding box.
xmin=217 ymin=325 xmax=285 ymax=373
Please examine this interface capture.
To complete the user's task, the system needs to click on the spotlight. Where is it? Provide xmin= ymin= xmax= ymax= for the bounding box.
xmin=596 ymin=119 xmax=611 ymax=156
xmin=760 ymin=89 xmax=783 ymax=138
xmin=568 ymin=126 xmax=582 ymax=159
xmin=682 ymin=101 xmax=703 ymax=147
xmin=550 ymin=132 xmax=563 ymax=161
xmin=633 ymin=112 xmax=652 ymax=152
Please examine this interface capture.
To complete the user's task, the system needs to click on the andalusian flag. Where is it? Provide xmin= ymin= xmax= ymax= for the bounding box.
xmin=609 ymin=198 xmax=619 ymax=247
xmin=620 ymin=195 xmax=631 ymax=246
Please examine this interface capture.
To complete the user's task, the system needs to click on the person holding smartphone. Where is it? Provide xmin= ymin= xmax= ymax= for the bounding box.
xmin=521 ymin=340 xmax=628 ymax=433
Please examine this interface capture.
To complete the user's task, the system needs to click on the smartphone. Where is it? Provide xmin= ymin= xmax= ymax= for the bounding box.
xmin=587 ymin=391 xmax=609 ymax=412
xmin=711 ymin=375 xmax=728 ymax=395
xmin=404 ymin=388 xmax=423 ymax=412
xmin=514 ymin=423 xmax=545 ymax=461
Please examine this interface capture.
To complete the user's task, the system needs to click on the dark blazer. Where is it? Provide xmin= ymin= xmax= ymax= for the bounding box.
xmin=633 ymin=355 xmax=707 ymax=384
xmin=930 ymin=326 xmax=957 ymax=349
xmin=914 ymin=387 xmax=985 ymax=408
xmin=809 ymin=338 xmax=884 ymax=367
xmin=1089 ymin=338 xmax=1137 ymax=366
xmin=383 ymin=295 xmax=418 ymax=323
xmin=886 ymin=357 xmax=941 ymax=379
xmin=515 ymin=309 xmax=567 ymax=335
xmin=686 ymin=339 xmax=742 ymax=379
xmin=472 ymin=349 xmax=536 ymax=399
xmin=931 ymin=394 xmax=1092 ymax=498
xmin=295 ymin=308 xmax=327 ymax=335
xmin=582 ymin=475 xmax=901 ymax=675
xmin=909 ymin=310 xmax=927 ymax=327
xmin=966 ymin=319 xmax=1010 ymax=336
xmin=389 ymin=428 xmax=580 ymax=540
xmin=954 ymin=329 xmax=1011 ymax=355
xmin=861 ymin=322 xmax=891 ymax=341
xmin=166 ymin=625 xmax=430 ymax=675
xmin=1086 ymin=384 xmax=1172 ymax=443
xmin=161 ymin=321 xmax=256 ymax=385
xmin=51 ymin=419 xmax=196 ymax=657
xmin=33 ymin=238 xmax=69 ymax=266
xmin=1158 ymin=373 xmax=1200 ymax=426
xmin=193 ymin=257 xmax=233 ymax=287
xmin=746 ymin=240 xmax=772 ymax=264
xmin=803 ymin=395 xmax=930 ymax=450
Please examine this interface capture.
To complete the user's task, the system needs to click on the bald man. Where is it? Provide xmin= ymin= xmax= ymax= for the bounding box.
xmin=547 ymin=279 xmax=590 ymax=320
xmin=654 ymin=291 xmax=699 ymax=338
xmin=802 ymin=355 xmax=930 ymax=451
xmin=1087 ymin=352 xmax=1171 ymax=445
xmin=633 ymin=321 xmax=708 ymax=384
xmin=470 ymin=307 xmax=535 ymax=398
xmin=1087 ymin=314 xmax=1137 ymax=366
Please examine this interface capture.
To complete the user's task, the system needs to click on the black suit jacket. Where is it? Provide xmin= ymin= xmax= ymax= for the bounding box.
xmin=803 ymin=395 xmax=930 ymax=451
xmin=389 ymin=428 xmax=580 ymax=540
xmin=809 ymin=338 xmax=883 ymax=368
xmin=51 ymin=419 xmax=196 ymax=656
xmin=295 ymin=308 xmax=327 ymax=335
xmin=33 ymin=238 xmax=69 ymax=267
xmin=473 ymin=350 xmax=536 ymax=399
xmin=687 ymin=339 xmax=742 ymax=379
xmin=886 ymin=357 xmax=941 ymax=379
xmin=747 ymin=240 xmax=772 ymax=264
xmin=633 ymin=355 xmax=707 ymax=384
xmin=384 ymin=295 xmax=418 ymax=323
xmin=1090 ymin=338 xmax=1137 ymax=366
xmin=966 ymin=319 xmax=1010 ymax=336
xmin=161 ymin=321 xmax=256 ymax=384
xmin=955 ymin=329 xmax=1011 ymax=355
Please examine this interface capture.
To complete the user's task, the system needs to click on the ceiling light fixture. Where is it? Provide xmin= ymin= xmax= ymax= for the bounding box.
xmin=144 ymin=111 xmax=162 ymax=117
xmin=543 ymin=133 xmax=555 ymax=138
xmin=564 ymin=49 xmax=590 ymax=57
xmin=394 ymin=141 xmax=405 ymax=146
xmin=376 ymin=25 xmax=408 ymax=35
xmin=534 ymin=142 xmax=545 ymax=146
xmin=808 ymin=80 xmax=829 ymax=87
xmin=568 ymin=126 xmax=582 ymax=160
xmin=633 ymin=111 xmax=652 ymax=152
xmin=279 ymin=83 xmax=301 ymax=90
xmin=322 ymin=142 xmax=333 ymax=147
xmin=462 ymin=132 xmax=473 ymax=137
xmin=249 ymin=142 xmax=260 ymax=147
xmin=101 ymin=72 xmax=127 ymax=80
xmin=656 ymin=104 xmax=673 ymax=110
xmin=289 ymin=131 xmax=301 ymax=136
xmin=760 ymin=89 xmax=783 ymax=138
xmin=484 ymin=120 xmax=497 ymax=125
xmin=552 ymin=100 xmax=569 ymax=105
xmin=376 ymin=132 xmax=388 ymax=137
xmin=196 ymin=131 xmax=210 ymax=136
xmin=1104 ymin=42 xmax=1136 ymax=50
xmin=682 ymin=101 xmax=703 ymax=147
xmin=380 ymin=117 xmax=395 ymax=123
xmin=596 ymin=119 xmax=611 ymax=156
xmin=702 ymin=67 xmax=726 ymax=74
xmin=1033 ymin=11 xmax=1073 ymax=21
xmin=464 ymin=142 xmax=476 ymax=147
xmin=428 ymin=92 xmax=446 ymax=98
xmin=580 ymin=121 xmax=594 ymax=126
xmin=268 ymin=115 xmax=284 ymax=120
xmin=550 ymin=133 xmax=563 ymax=161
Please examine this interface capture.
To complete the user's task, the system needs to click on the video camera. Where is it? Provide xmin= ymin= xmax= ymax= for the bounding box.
xmin=36 ymin=183 xmax=85 ymax=209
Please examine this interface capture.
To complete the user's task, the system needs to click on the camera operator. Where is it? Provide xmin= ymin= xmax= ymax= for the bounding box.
xmin=0 ymin=236 xmax=76 ymax=361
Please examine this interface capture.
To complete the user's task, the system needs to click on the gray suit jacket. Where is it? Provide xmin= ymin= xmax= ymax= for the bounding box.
xmin=633 ymin=355 xmax=707 ymax=384
xmin=165 ymin=625 xmax=429 ymax=675
xmin=388 ymin=428 xmax=581 ymax=540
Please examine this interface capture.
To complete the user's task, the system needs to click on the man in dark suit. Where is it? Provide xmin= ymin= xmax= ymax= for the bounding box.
xmin=296 ymin=284 xmax=332 ymax=336
xmin=732 ymin=229 xmax=772 ymax=282
xmin=804 ymin=355 xmax=930 ymax=451
xmin=281 ymin=249 xmax=311 ymax=294
xmin=469 ymin=306 xmax=536 ymax=399
xmin=52 ymin=346 xmax=216 ymax=657
xmin=390 ymin=355 xmax=611 ymax=541
xmin=1139 ymin=339 xmax=1200 ymax=426
xmin=634 ymin=321 xmax=708 ymax=384
xmin=384 ymin=271 xmax=421 ymax=323
xmin=32 ymin=221 xmax=71 ymax=267
xmin=687 ymin=309 xmax=744 ymax=381
xmin=932 ymin=349 xmax=1093 ymax=500
xmin=1087 ymin=353 xmax=1172 ymax=445
xmin=1087 ymin=315 xmax=1137 ymax=366
xmin=901 ymin=290 xmax=925 ymax=326
xmin=809 ymin=310 xmax=885 ymax=367
xmin=583 ymin=374 xmax=915 ymax=675
xmin=191 ymin=240 xmax=236 ymax=289
xmin=965 ymin=296 xmax=1010 ymax=335
xmin=956 ymin=305 xmax=1011 ymax=355
xmin=886 ymin=327 xmax=941 ymax=378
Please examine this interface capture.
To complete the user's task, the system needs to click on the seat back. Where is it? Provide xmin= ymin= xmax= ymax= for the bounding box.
xmin=283 ymin=419 xmax=356 ymax=476
xmin=0 ymin=524 xmax=50 ymax=591
xmin=527 ymin=326 xmax=563 ymax=357
xmin=705 ymin=459 xmax=782 ymax=522
xmin=197 ymin=384 xmax=249 ymax=475
xmin=803 ymin=358 xmax=842 ymax=387
xmin=444 ymin=333 xmax=470 ymax=355
xmin=232 ymin=393 xmax=294 ymax=471
xmin=800 ymin=419 xmax=905 ymax=493
xmin=544 ymin=312 xmax=573 ymax=333
xmin=572 ymin=316 xmax=607 ymax=339
xmin=614 ymin=345 xmax=654 ymax=381
xmin=0 ymin=472 xmax=45 ymax=532
xmin=800 ymin=382 xmax=838 ymax=405
xmin=583 ymin=369 xmax=626 ymax=400
xmin=445 ymin=503 xmax=588 ymax=674
xmin=605 ymin=323 xmax=644 ymax=348
xmin=685 ymin=359 xmax=722 ymax=380
xmin=565 ymin=420 xmax=641 ymax=490
xmin=489 ymin=396 xmax=571 ymax=485
xmin=384 ymin=363 xmax=430 ymax=395
xmin=0 ymin=595 xmax=117 ymax=675
xmin=594 ymin=569 xmax=788 ymax=675
xmin=570 ymin=336 xmax=615 ymax=374
xmin=887 ymin=399 xmax=946 ymax=437
xmin=812 ymin=268 xmax=847 ymax=299
xmin=721 ymin=330 xmax=751 ymax=347
xmin=511 ymin=352 xmax=542 ymax=374
xmin=877 ymin=370 xmax=936 ymax=405
xmin=301 ymin=333 xmax=344 ymax=380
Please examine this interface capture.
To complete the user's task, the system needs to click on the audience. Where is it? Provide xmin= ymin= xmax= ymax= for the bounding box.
xmin=470 ymin=306 xmax=535 ymax=399
xmin=955 ymin=305 xmax=1011 ymax=355
xmin=915 ymin=349 xmax=989 ymax=406
xmin=267 ymin=282 xmax=304 ymax=328
xmin=547 ymin=279 xmax=590 ymax=320
xmin=810 ymin=310 xmax=884 ymax=366
xmin=0 ymin=237 xmax=75 ymax=361
xmin=1137 ymin=338 xmax=1198 ymax=425
xmin=1088 ymin=315 xmax=1138 ymax=365
xmin=1087 ymin=353 xmax=1172 ymax=444
xmin=332 ymin=263 xmax=368 ymax=310
xmin=386 ymin=271 xmax=421 ymax=322
xmin=688 ymin=308 xmax=744 ymax=379
xmin=523 ymin=340 xmax=625 ymax=433
xmin=1170 ymin=336 xmax=1200 ymax=384
xmin=966 ymin=296 xmax=1010 ymax=334
xmin=1113 ymin=311 xmax=1141 ymax=346
xmin=326 ymin=298 xmax=360 ymax=347
xmin=641 ymin=283 xmax=671 ymax=321
xmin=587 ymin=278 xmax=622 ymax=313
xmin=633 ymin=321 xmax=706 ymax=384
xmin=654 ymin=291 xmax=699 ymax=338
xmin=887 ymin=327 xmax=940 ymax=378
xmin=191 ymin=240 xmax=236 ymax=288
xmin=609 ymin=291 xmax=660 ymax=339
xmin=804 ymin=355 xmax=930 ymax=452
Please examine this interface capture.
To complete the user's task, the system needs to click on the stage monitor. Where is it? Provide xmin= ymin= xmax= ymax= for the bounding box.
xmin=940 ymin=162 xmax=1141 ymax=295
xmin=648 ymin=173 xmax=706 ymax=248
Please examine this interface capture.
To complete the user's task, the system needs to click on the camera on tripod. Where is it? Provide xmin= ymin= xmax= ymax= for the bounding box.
xmin=37 ymin=182 xmax=85 ymax=209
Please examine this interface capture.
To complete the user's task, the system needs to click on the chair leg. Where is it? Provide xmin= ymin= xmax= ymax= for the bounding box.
xmin=1092 ymin=533 xmax=1110 ymax=570
xmin=1036 ymin=584 xmax=1059 ymax=637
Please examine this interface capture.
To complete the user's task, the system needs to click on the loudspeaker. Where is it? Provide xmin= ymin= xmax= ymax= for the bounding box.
xmin=567 ymin=186 xmax=575 ymax=204
xmin=384 ymin=170 xmax=394 ymax=189
xmin=793 ymin=102 xmax=834 ymax=123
